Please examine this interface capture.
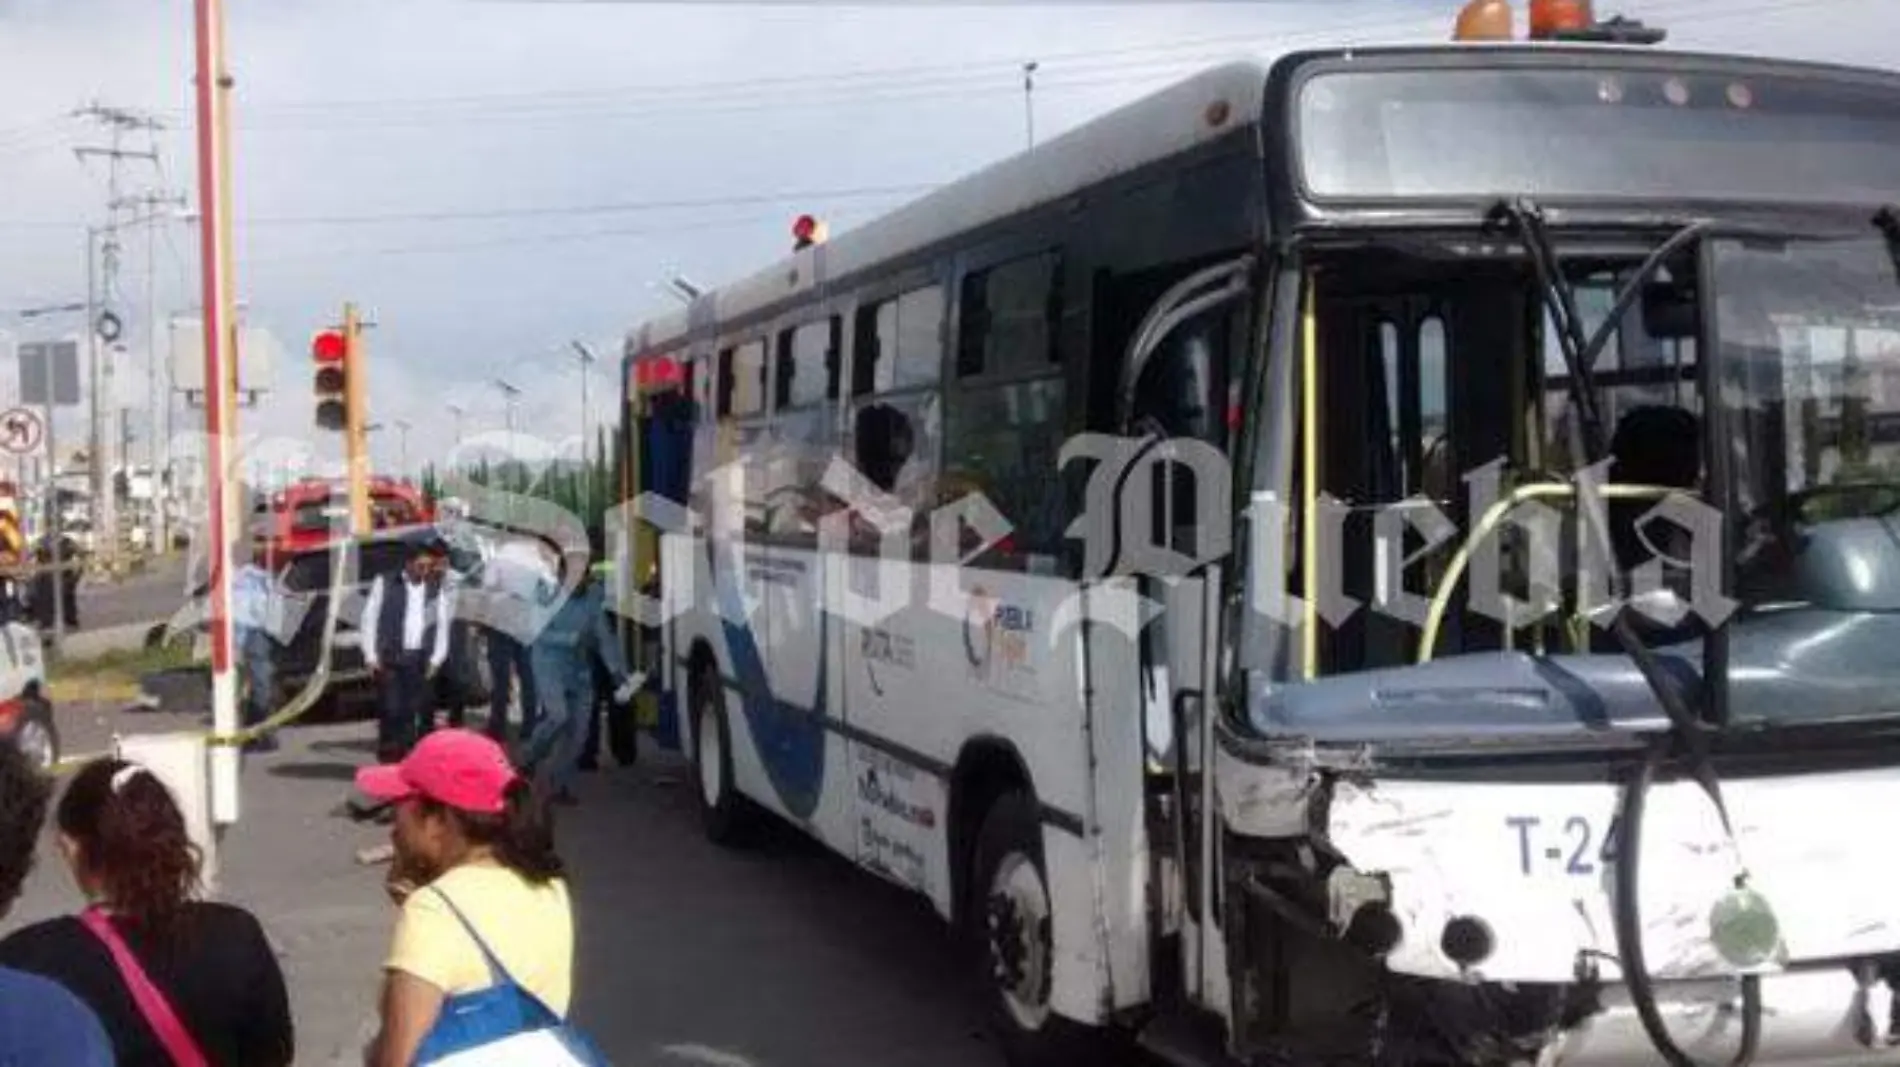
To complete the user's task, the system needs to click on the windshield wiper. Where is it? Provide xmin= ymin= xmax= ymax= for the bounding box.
xmin=1488 ymin=198 xmax=1764 ymax=1067
xmin=1487 ymin=199 xmax=1712 ymax=725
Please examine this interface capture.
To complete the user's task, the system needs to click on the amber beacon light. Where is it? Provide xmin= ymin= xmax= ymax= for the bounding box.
xmin=1454 ymin=0 xmax=1515 ymax=41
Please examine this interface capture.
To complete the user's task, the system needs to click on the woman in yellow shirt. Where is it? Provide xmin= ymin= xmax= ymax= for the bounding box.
xmin=357 ymin=729 xmax=575 ymax=1066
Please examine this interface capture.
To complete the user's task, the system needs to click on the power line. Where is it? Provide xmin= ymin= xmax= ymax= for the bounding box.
xmin=236 ymin=182 xmax=940 ymax=227
xmin=241 ymin=205 xmax=891 ymax=266
xmin=141 ymin=0 xmax=1844 ymax=136
xmin=16 ymin=181 xmax=937 ymax=233
xmin=182 ymin=48 xmax=1374 ymax=135
xmin=158 ymin=10 xmax=1444 ymax=125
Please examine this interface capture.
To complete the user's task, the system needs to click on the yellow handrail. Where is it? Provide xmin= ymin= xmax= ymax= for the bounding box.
xmin=1415 ymin=482 xmax=1684 ymax=665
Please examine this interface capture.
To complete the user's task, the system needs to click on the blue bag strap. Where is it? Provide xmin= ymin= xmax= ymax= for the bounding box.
xmin=427 ymin=887 xmax=519 ymax=989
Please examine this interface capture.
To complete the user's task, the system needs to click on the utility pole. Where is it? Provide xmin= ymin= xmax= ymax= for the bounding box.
xmin=394 ymin=418 xmax=412 ymax=479
xmin=189 ymin=0 xmax=243 ymax=832
xmin=83 ymin=227 xmax=100 ymax=550
xmin=343 ymin=303 xmax=371 ymax=536
xmin=492 ymin=379 xmax=520 ymax=491
xmin=569 ymin=340 xmax=597 ymax=513
xmin=446 ymin=403 xmax=465 ymax=457
xmin=119 ymin=190 xmax=187 ymax=555
xmin=74 ymin=102 xmax=164 ymax=567
xmin=1023 ymin=61 xmax=1039 ymax=150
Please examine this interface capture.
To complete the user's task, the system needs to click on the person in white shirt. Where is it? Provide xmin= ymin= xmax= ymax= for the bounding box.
xmin=478 ymin=537 xmax=556 ymax=745
xmin=231 ymin=543 xmax=280 ymax=754
xmin=363 ymin=537 xmax=455 ymax=762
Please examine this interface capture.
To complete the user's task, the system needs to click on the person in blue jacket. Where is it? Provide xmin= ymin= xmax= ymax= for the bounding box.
xmin=519 ymin=543 xmax=640 ymax=806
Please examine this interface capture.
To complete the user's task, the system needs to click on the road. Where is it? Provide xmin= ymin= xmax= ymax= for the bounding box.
xmin=74 ymin=553 xmax=191 ymax=633
xmin=9 ymin=702 xmax=1011 ymax=1067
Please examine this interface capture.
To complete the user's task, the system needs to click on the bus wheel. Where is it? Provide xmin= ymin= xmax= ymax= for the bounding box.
xmin=971 ymin=790 xmax=1088 ymax=1067
xmin=691 ymin=667 xmax=753 ymax=847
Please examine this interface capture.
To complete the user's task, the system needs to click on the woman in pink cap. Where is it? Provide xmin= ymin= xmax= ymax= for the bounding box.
xmin=356 ymin=728 xmax=575 ymax=1067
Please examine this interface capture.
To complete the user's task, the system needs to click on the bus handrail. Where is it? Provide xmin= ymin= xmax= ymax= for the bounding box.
xmin=1415 ymin=481 xmax=1686 ymax=665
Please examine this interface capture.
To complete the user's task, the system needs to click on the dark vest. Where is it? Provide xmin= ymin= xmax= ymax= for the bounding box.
xmin=374 ymin=574 xmax=442 ymax=663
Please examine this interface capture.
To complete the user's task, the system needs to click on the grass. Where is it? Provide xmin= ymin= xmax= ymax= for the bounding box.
xmin=46 ymin=639 xmax=201 ymax=706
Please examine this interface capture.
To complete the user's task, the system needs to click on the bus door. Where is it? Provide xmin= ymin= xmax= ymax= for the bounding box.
xmin=1109 ymin=255 xmax=1252 ymax=1012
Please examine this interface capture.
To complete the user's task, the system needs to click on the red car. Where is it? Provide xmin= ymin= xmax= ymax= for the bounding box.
xmin=256 ymin=477 xmax=434 ymax=557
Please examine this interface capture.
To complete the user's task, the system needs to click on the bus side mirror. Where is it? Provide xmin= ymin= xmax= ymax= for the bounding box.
xmin=1642 ymin=281 xmax=1698 ymax=340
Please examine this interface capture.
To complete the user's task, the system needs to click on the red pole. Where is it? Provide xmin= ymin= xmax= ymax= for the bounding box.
xmin=193 ymin=0 xmax=241 ymax=824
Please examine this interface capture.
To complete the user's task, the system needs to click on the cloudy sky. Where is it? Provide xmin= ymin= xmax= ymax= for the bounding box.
xmin=0 ymin=0 xmax=1893 ymax=484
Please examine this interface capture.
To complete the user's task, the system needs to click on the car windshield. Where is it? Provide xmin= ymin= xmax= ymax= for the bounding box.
xmin=1716 ymin=234 xmax=1900 ymax=612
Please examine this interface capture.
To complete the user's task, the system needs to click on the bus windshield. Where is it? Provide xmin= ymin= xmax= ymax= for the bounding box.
xmin=1719 ymin=234 xmax=1900 ymax=612
xmin=1297 ymin=64 xmax=1900 ymax=204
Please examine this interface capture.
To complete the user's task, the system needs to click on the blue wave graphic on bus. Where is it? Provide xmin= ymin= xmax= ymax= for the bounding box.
xmin=707 ymin=542 xmax=827 ymax=821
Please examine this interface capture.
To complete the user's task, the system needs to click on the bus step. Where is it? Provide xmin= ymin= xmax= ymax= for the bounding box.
xmin=1136 ymin=1009 xmax=1233 ymax=1067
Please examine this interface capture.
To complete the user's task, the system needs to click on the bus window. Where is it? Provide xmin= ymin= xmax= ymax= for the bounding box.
xmin=777 ymin=317 xmax=839 ymax=410
xmin=943 ymin=376 xmax=1064 ymax=564
xmin=1131 ymin=310 xmax=1231 ymax=562
xmin=958 ymin=252 xmax=1058 ymax=379
xmin=721 ymin=340 xmax=768 ymax=417
xmin=853 ymin=286 xmax=944 ymax=396
xmin=717 ymin=347 xmax=735 ymax=417
xmin=843 ymin=390 xmax=941 ymax=559
xmin=1540 ymin=270 xmax=1699 ymax=473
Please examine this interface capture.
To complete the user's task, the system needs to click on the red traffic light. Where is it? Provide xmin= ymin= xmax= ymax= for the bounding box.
xmin=312 ymin=329 xmax=347 ymax=363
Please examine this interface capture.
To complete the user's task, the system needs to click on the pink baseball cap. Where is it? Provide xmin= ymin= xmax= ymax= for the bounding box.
xmin=355 ymin=729 xmax=519 ymax=815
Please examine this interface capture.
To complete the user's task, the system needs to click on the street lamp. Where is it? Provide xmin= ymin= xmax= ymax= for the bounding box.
xmin=569 ymin=341 xmax=597 ymax=512
xmin=393 ymin=418 xmax=411 ymax=479
xmin=491 ymin=379 xmax=520 ymax=434
xmin=491 ymin=380 xmax=521 ymax=489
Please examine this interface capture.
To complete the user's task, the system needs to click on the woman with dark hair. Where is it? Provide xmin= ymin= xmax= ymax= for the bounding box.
xmin=0 ymin=742 xmax=115 ymax=1066
xmin=0 ymin=757 xmax=294 ymax=1066
xmin=358 ymin=728 xmax=578 ymax=1066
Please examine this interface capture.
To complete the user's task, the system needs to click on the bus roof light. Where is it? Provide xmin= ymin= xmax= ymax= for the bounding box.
xmin=1529 ymin=0 xmax=1592 ymax=39
xmin=1454 ymin=0 xmax=1515 ymax=42
xmin=793 ymin=214 xmax=828 ymax=251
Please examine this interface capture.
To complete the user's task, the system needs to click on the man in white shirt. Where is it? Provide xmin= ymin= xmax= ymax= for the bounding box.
xmin=362 ymin=537 xmax=454 ymax=762
xmin=478 ymin=536 xmax=556 ymax=744
xmin=231 ymin=543 xmax=280 ymax=754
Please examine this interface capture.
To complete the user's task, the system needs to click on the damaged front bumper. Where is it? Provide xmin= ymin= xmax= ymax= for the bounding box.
xmin=1215 ymin=736 xmax=1900 ymax=1066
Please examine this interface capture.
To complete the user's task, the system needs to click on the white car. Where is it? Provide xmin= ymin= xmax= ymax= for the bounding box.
xmin=0 ymin=621 xmax=57 ymax=770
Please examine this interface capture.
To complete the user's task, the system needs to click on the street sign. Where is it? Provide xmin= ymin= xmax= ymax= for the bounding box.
xmin=18 ymin=341 xmax=81 ymax=407
xmin=0 ymin=408 xmax=45 ymax=456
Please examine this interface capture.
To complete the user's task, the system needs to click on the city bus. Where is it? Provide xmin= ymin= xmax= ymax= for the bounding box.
xmin=619 ymin=11 xmax=1900 ymax=1066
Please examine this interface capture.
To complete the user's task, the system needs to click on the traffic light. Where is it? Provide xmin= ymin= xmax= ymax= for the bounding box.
xmin=312 ymin=328 xmax=349 ymax=431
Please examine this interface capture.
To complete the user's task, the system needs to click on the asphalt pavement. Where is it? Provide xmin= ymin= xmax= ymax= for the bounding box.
xmin=8 ymin=701 xmax=1008 ymax=1067
xmin=73 ymin=553 xmax=192 ymax=633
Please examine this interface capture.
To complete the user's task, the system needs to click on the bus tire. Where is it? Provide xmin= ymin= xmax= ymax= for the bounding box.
xmin=970 ymin=790 xmax=1093 ymax=1067
xmin=691 ymin=666 xmax=754 ymax=847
